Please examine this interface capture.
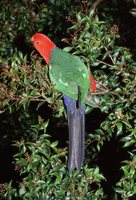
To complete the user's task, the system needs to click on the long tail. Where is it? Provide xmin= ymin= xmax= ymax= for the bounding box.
xmin=63 ymin=95 xmax=86 ymax=171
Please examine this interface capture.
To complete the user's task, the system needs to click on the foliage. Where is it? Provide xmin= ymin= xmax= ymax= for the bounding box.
xmin=0 ymin=1 xmax=136 ymax=200
xmin=63 ymin=11 xmax=136 ymax=199
xmin=0 ymin=51 xmax=63 ymax=116
xmin=1 ymin=121 xmax=105 ymax=200
xmin=0 ymin=0 xmax=81 ymax=58
xmin=115 ymin=152 xmax=136 ymax=199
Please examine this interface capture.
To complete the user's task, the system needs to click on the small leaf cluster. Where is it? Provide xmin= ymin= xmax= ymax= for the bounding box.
xmin=115 ymin=152 xmax=136 ymax=199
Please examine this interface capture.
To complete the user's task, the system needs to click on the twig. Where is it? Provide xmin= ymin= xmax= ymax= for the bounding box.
xmin=0 ymin=101 xmax=17 ymax=114
xmin=0 ymin=96 xmax=47 ymax=114
xmin=96 ymin=59 xmax=113 ymax=67
xmin=95 ymin=82 xmax=119 ymax=96
xmin=93 ymin=90 xmax=118 ymax=96
xmin=104 ymin=47 xmax=115 ymax=65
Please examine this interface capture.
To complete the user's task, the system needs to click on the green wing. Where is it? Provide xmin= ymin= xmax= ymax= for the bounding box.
xmin=49 ymin=47 xmax=90 ymax=105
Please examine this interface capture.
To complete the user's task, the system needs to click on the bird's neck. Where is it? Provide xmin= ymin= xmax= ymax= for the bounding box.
xmin=42 ymin=43 xmax=56 ymax=65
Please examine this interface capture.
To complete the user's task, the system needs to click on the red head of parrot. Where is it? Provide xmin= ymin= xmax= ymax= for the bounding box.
xmin=31 ymin=33 xmax=56 ymax=65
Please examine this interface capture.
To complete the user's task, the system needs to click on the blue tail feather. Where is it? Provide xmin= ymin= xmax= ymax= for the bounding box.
xmin=63 ymin=95 xmax=86 ymax=171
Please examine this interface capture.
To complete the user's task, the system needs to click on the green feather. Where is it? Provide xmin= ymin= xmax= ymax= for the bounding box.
xmin=49 ymin=47 xmax=90 ymax=105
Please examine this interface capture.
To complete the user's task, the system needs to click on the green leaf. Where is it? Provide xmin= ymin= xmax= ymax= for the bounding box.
xmin=50 ymin=141 xmax=58 ymax=148
xmin=19 ymin=187 xmax=26 ymax=196
xmin=115 ymin=187 xmax=124 ymax=194
xmin=116 ymin=122 xmax=123 ymax=136
xmin=120 ymin=136 xmax=131 ymax=142
xmin=130 ymin=8 xmax=136 ymax=17
xmin=63 ymin=47 xmax=73 ymax=52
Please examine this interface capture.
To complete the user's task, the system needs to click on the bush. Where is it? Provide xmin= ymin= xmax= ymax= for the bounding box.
xmin=0 ymin=1 xmax=136 ymax=199
xmin=2 ymin=121 xmax=105 ymax=200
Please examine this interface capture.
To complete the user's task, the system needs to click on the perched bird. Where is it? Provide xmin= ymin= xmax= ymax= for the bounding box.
xmin=31 ymin=33 xmax=96 ymax=171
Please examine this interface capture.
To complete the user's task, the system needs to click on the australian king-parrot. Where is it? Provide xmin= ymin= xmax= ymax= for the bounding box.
xmin=31 ymin=33 xmax=96 ymax=171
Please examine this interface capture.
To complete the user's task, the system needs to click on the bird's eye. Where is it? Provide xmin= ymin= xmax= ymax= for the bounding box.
xmin=36 ymin=41 xmax=40 ymax=44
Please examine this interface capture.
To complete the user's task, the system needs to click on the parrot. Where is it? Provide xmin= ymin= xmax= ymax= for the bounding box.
xmin=31 ymin=33 xmax=96 ymax=171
